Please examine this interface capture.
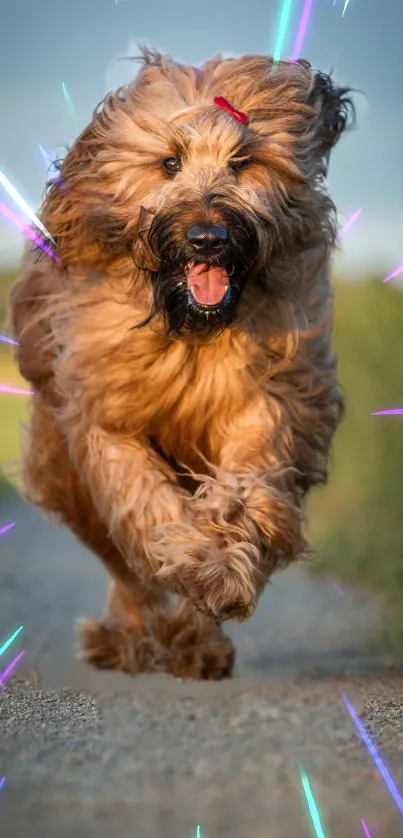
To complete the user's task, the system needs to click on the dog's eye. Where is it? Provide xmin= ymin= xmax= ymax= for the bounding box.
xmin=163 ymin=157 xmax=182 ymax=174
xmin=229 ymin=157 xmax=251 ymax=172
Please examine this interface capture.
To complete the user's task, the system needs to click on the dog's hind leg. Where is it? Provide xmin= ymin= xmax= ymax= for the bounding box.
xmin=23 ymin=399 xmax=234 ymax=680
xmin=80 ymin=584 xmax=235 ymax=680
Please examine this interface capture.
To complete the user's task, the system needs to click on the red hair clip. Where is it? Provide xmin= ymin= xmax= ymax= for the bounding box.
xmin=213 ymin=96 xmax=249 ymax=126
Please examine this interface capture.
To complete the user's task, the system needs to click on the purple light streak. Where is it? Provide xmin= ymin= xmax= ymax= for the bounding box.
xmin=291 ymin=0 xmax=314 ymax=61
xmin=333 ymin=582 xmax=344 ymax=596
xmin=360 ymin=820 xmax=372 ymax=837
xmin=339 ymin=209 xmax=362 ymax=238
xmin=371 ymin=409 xmax=403 ymax=416
xmin=0 ymin=201 xmax=59 ymax=262
xmin=340 ymin=689 xmax=403 ymax=817
xmin=0 ymin=522 xmax=16 ymax=538
xmin=0 ymin=777 xmax=5 ymax=791
xmin=0 ymin=650 xmax=25 ymax=688
xmin=383 ymin=265 xmax=403 ymax=283
xmin=0 ymin=384 xmax=34 ymax=396
xmin=0 ymin=334 xmax=18 ymax=346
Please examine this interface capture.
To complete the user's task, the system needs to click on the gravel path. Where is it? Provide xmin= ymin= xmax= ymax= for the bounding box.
xmin=1 ymin=493 xmax=403 ymax=837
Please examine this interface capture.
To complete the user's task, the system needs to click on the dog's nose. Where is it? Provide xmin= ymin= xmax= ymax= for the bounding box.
xmin=187 ymin=224 xmax=228 ymax=251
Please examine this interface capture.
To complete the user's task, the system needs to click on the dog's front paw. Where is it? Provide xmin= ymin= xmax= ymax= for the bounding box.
xmin=191 ymin=565 xmax=257 ymax=622
xmin=158 ymin=544 xmax=260 ymax=623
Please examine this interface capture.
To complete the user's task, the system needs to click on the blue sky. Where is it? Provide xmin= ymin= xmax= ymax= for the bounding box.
xmin=0 ymin=0 xmax=401 ymax=276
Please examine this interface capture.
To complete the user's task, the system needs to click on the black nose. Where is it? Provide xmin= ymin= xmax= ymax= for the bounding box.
xmin=187 ymin=224 xmax=228 ymax=251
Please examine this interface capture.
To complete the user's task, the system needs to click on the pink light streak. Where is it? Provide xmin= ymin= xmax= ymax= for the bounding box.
xmin=0 ymin=650 xmax=25 ymax=688
xmin=0 ymin=522 xmax=16 ymax=538
xmin=383 ymin=265 xmax=403 ymax=283
xmin=360 ymin=820 xmax=372 ymax=837
xmin=0 ymin=384 xmax=34 ymax=396
xmin=0 ymin=201 xmax=59 ymax=262
xmin=339 ymin=208 xmax=362 ymax=238
xmin=291 ymin=0 xmax=314 ymax=61
xmin=371 ymin=409 xmax=403 ymax=416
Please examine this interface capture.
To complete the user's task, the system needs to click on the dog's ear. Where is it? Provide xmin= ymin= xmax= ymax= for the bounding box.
xmin=307 ymin=69 xmax=355 ymax=157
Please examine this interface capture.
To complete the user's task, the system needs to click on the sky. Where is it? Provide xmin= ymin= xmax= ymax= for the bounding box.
xmin=0 ymin=0 xmax=401 ymax=277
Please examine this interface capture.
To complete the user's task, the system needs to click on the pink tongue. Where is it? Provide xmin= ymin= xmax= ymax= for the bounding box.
xmin=186 ymin=263 xmax=229 ymax=306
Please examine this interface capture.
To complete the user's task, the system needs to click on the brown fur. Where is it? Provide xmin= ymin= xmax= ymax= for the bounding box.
xmin=8 ymin=50 xmax=352 ymax=680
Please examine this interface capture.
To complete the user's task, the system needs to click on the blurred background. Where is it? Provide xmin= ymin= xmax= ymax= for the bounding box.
xmin=1 ymin=0 xmax=403 ymax=654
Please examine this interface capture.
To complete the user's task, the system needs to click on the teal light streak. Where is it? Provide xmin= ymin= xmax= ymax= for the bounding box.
xmin=273 ymin=0 xmax=294 ymax=63
xmin=300 ymin=768 xmax=327 ymax=838
xmin=0 ymin=625 xmax=24 ymax=658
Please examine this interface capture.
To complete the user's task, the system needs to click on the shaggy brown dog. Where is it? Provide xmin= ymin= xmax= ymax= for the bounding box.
xmin=8 ymin=49 xmax=354 ymax=680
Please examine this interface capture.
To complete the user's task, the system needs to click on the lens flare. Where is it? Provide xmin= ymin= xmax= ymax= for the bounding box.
xmin=299 ymin=768 xmax=327 ymax=838
xmin=0 ymin=334 xmax=18 ymax=346
xmin=383 ymin=265 xmax=403 ymax=283
xmin=371 ymin=409 xmax=403 ymax=416
xmin=0 ymin=777 xmax=5 ymax=791
xmin=342 ymin=0 xmax=352 ymax=17
xmin=61 ymin=82 xmax=77 ymax=123
xmin=291 ymin=0 xmax=314 ymax=61
xmin=0 ymin=522 xmax=16 ymax=538
xmin=340 ymin=690 xmax=403 ymax=817
xmin=196 ymin=827 xmax=201 ymax=838
xmin=0 ymin=649 xmax=25 ymax=688
xmin=0 ymin=170 xmax=56 ymax=246
xmin=339 ymin=209 xmax=362 ymax=238
xmin=360 ymin=820 xmax=372 ymax=837
xmin=0 ymin=201 xmax=59 ymax=262
xmin=0 ymin=383 xmax=34 ymax=396
xmin=273 ymin=0 xmax=294 ymax=63
xmin=38 ymin=144 xmax=62 ymax=182
xmin=0 ymin=626 xmax=23 ymax=658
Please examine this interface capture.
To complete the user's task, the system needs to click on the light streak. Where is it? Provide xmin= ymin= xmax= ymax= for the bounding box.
xmin=371 ymin=409 xmax=403 ymax=416
xmin=0 ymin=170 xmax=56 ymax=246
xmin=342 ymin=0 xmax=352 ymax=17
xmin=0 ymin=626 xmax=24 ymax=658
xmin=0 ymin=384 xmax=34 ymax=396
xmin=291 ymin=0 xmax=314 ymax=61
xmin=61 ymin=82 xmax=77 ymax=123
xmin=0 ymin=334 xmax=18 ymax=346
xmin=0 ymin=522 xmax=16 ymax=538
xmin=0 ymin=201 xmax=59 ymax=262
xmin=360 ymin=820 xmax=372 ymax=837
xmin=339 ymin=208 xmax=362 ymax=238
xmin=273 ymin=0 xmax=294 ymax=63
xmin=299 ymin=768 xmax=327 ymax=837
xmin=0 ymin=650 xmax=25 ymax=688
xmin=340 ymin=690 xmax=403 ymax=817
xmin=38 ymin=144 xmax=61 ymax=182
xmin=383 ymin=265 xmax=403 ymax=283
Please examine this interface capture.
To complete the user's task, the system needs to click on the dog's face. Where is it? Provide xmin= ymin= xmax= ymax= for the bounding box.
xmin=44 ymin=51 xmax=354 ymax=337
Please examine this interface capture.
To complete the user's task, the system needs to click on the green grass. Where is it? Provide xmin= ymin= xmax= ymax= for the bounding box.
xmin=1 ymin=268 xmax=403 ymax=648
xmin=0 ymin=270 xmax=27 ymax=501
xmin=308 ymin=278 xmax=403 ymax=650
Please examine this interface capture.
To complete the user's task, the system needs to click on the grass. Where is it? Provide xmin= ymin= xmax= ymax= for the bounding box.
xmin=0 ymin=269 xmax=28 ymax=502
xmin=308 ymin=278 xmax=403 ymax=650
xmin=1 ymin=268 xmax=403 ymax=648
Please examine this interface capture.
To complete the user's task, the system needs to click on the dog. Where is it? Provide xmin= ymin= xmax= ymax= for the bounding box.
xmin=8 ymin=48 xmax=354 ymax=680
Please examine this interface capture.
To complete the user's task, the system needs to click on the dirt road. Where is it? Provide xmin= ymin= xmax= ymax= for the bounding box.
xmin=0 ymin=492 xmax=402 ymax=837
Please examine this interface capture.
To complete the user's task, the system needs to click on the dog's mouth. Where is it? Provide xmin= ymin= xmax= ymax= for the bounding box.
xmin=184 ymin=262 xmax=230 ymax=307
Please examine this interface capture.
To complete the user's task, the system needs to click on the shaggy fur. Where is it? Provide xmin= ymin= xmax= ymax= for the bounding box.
xmin=8 ymin=49 xmax=354 ymax=680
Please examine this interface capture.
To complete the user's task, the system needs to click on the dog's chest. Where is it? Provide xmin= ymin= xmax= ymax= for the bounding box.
xmin=145 ymin=336 xmax=255 ymax=469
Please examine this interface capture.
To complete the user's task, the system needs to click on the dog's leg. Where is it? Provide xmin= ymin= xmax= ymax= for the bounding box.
xmin=153 ymin=399 xmax=304 ymax=622
xmin=79 ymin=585 xmax=235 ymax=680
xmin=67 ymin=425 xmax=288 ymax=631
